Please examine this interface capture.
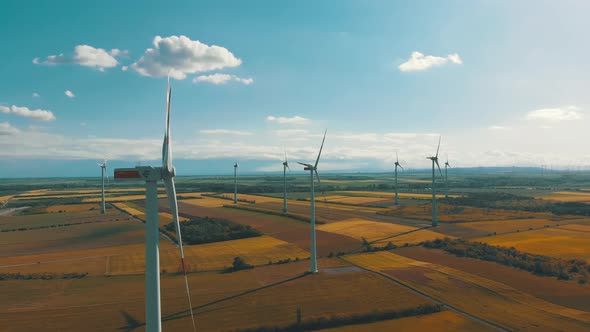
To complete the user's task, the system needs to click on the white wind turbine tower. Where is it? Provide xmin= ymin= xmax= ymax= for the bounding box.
xmin=427 ymin=137 xmax=443 ymax=227
xmin=97 ymin=160 xmax=108 ymax=214
xmin=282 ymin=151 xmax=290 ymax=213
xmin=233 ymin=161 xmax=238 ymax=204
xmin=394 ymin=152 xmax=403 ymax=206
xmin=444 ymin=156 xmax=451 ymax=199
xmin=297 ymin=129 xmax=327 ymax=274
xmin=114 ymin=78 xmax=196 ymax=332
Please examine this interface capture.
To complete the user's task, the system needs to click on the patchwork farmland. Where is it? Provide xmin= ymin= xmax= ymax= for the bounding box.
xmin=2 ymin=172 xmax=590 ymax=331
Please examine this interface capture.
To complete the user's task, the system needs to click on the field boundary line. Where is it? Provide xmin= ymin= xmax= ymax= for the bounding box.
xmin=342 ymin=258 xmax=509 ymax=332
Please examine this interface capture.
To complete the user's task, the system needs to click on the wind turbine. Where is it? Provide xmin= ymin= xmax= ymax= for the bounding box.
xmin=114 ymin=78 xmax=196 ymax=332
xmin=233 ymin=161 xmax=238 ymax=204
xmin=427 ymin=136 xmax=443 ymax=227
xmin=282 ymin=151 xmax=290 ymax=213
xmin=444 ymin=156 xmax=451 ymax=199
xmin=97 ymin=160 xmax=108 ymax=214
xmin=297 ymin=129 xmax=327 ymax=274
xmin=394 ymin=152 xmax=403 ymax=205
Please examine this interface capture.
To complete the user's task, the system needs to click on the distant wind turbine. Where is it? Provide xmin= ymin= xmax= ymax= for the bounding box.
xmin=444 ymin=156 xmax=451 ymax=199
xmin=394 ymin=152 xmax=403 ymax=205
xmin=298 ymin=129 xmax=327 ymax=274
xmin=234 ymin=161 xmax=239 ymax=204
xmin=114 ymin=78 xmax=196 ymax=332
xmin=97 ymin=160 xmax=108 ymax=214
xmin=427 ymin=136 xmax=443 ymax=227
xmin=282 ymin=151 xmax=290 ymax=213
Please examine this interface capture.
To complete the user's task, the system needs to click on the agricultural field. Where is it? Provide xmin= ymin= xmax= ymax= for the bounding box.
xmin=476 ymin=226 xmax=590 ymax=261
xmin=326 ymin=310 xmax=497 ymax=332
xmin=385 ymin=203 xmax=558 ymax=223
xmin=108 ymin=235 xmax=310 ymax=274
xmin=537 ymin=191 xmax=590 ymax=203
xmin=2 ymin=172 xmax=590 ymax=331
xmin=344 ymin=251 xmax=590 ymax=331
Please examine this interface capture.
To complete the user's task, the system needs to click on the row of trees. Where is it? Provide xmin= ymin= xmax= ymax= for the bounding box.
xmin=0 ymin=272 xmax=88 ymax=280
xmin=423 ymin=238 xmax=589 ymax=283
xmin=234 ymin=304 xmax=442 ymax=332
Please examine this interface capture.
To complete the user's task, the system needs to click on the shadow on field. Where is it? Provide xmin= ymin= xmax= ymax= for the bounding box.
xmin=161 ymin=272 xmax=309 ymax=323
xmin=119 ymin=311 xmax=143 ymax=331
xmin=369 ymin=226 xmax=434 ymax=246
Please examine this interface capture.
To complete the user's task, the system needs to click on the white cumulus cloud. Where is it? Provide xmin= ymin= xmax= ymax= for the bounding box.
xmin=131 ymin=35 xmax=242 ymax=80
xmin=526 ymin=106 xmax=582 ymax=121
xmin=65 ymin=90 xmax=75 ymax=98
xmin=0 ymin=122 xmax=19 ymax=135
xmin=0 ymin=105 xmax=56 ymax=121
xmin=34 ymin=45 xmax=125 ymax=70
xmin=266 ymin=115 xmax=310 ymax=125
xmin=32 ymin=92 xmax=40 ymax=98
xmin=200 ymin=129 xmax=252 ymax=136
xmin=398 ymin=51 xmax=463 ymax=72
xmin=193 ymin=73 xmax=253 ymax=85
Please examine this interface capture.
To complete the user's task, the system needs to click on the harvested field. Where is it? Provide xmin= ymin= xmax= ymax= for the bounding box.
xmin=324 ymin=196 xmax=390 ymax=205
xmin=372 ymin=229 xmax=449 ymax=246
xmin=108 ymin=235 xmax=309 ymax=274
xmin=182 ymin=196 xmax=228 ymax=208
xmin=0 ymin=210 xmax=119 ymax=229
xmin=44 ymin=204 xmax=100 ymax=213
xmin=325 ymin=310 xmax=496 ymax=332
xmin=0 ymin=258 xmax=431 ymax=332
xmin=318 ymin=218 xmax=416 ymax=242
xmin=460 ymin=218 xmax=561 ymax=235
xmin=344 ymin=251 xmax=590 ymax=331
xmin=177 ymin=202 xmax=362 ymax=255
xmin=395 ymin=246 xmax=590 ymax=311
xmin=476 ymin=227 xmax=590 ymax=261
xmin=537 ymin=191 xmax=590 ymax=203
xmin=385 ymin=204 xmax=557 ymax=223
xmin=0 ymin=217 xmax=145 ymax=257
xmin=338 ymin=191 xmax=459 ymax=199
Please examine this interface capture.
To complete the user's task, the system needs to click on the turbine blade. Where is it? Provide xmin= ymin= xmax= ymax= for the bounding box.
xmin=164 ymin=177 xmax=196 ymax=332
xmin=435 ymin=136 xmax=441 ymax=158
xmin=162 ymin=78 xmax=173 ymax=172
xmin=297 ymin=162 xmax=313 ymax=168
xmin=435 ymin=160 xmax=443 ymax=177
xmin=314 ymin=129 xmax=327 ymax=168
xmin=396 ymin=151 xmax=399 ymax=163
xmin=314 ymin=169 xmax=321 ymax=184
xmin=399 ymin=164 xmax=404 ymax=170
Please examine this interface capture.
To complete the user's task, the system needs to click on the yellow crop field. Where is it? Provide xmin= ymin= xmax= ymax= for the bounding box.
xmin=339 ymin=191 xmax=459 ymax=199
xmin=325 ymin=310 xmax=496 ymax=332
xmin=375 ymin=229 xmax=449 ymax=246
xmin=476 ymin=227 xmax=590 ymax=261
xmin=327 ymin=196 xmax=389 ymax=205
xmin=14 ymin=193 xmax=103 ymax=200
xmin=44 ymin=204 xmax=101 ymax=213
xmin=182 ymin=196 xmax=228 ymax=207
xmin=112 ymin=202 xmax=144 ymax=216
xmin=229 ymin=193 xmax=280 ymax=203
xmin=318 ymin=219 xmax=416 ymax=242
xmin=387 ymin=204 xmax=556 ymax=223
xmin=561 ymin=223 xmax=590 ymax=232
xmin=344 ymin=251 xmax=590 ymax=330
xmin=461 ymin=218 xmax=560 ymax=234
xmin=108 ymin=235 xmax=309 ymax=274
xmin=537 ymin=191 xmax=590 ymax=203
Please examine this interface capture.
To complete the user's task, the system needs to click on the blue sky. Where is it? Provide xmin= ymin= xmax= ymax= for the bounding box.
xmin=1 ymin=1 xmax=589 ymax=177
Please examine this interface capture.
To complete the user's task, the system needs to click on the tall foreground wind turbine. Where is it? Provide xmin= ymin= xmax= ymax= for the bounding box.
xmin=97 ymin=160 xmax=108 ymax=214
xmin=427 ymin=137 xmax=443 ymax=227
xmin=394 ymin=153 xmax=403 ymax=205
xmin=444 ymin=156 xmax=451 ymax=199
xmin=233 ymin=161 xmax=238 ymax=204
xmin=282 ymin=152 xmax=290 ymax=213
xmin=298 ymin=129 xmax=327 ymax=274
xmin=114 ymin=79 xmax=195 ymax=332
